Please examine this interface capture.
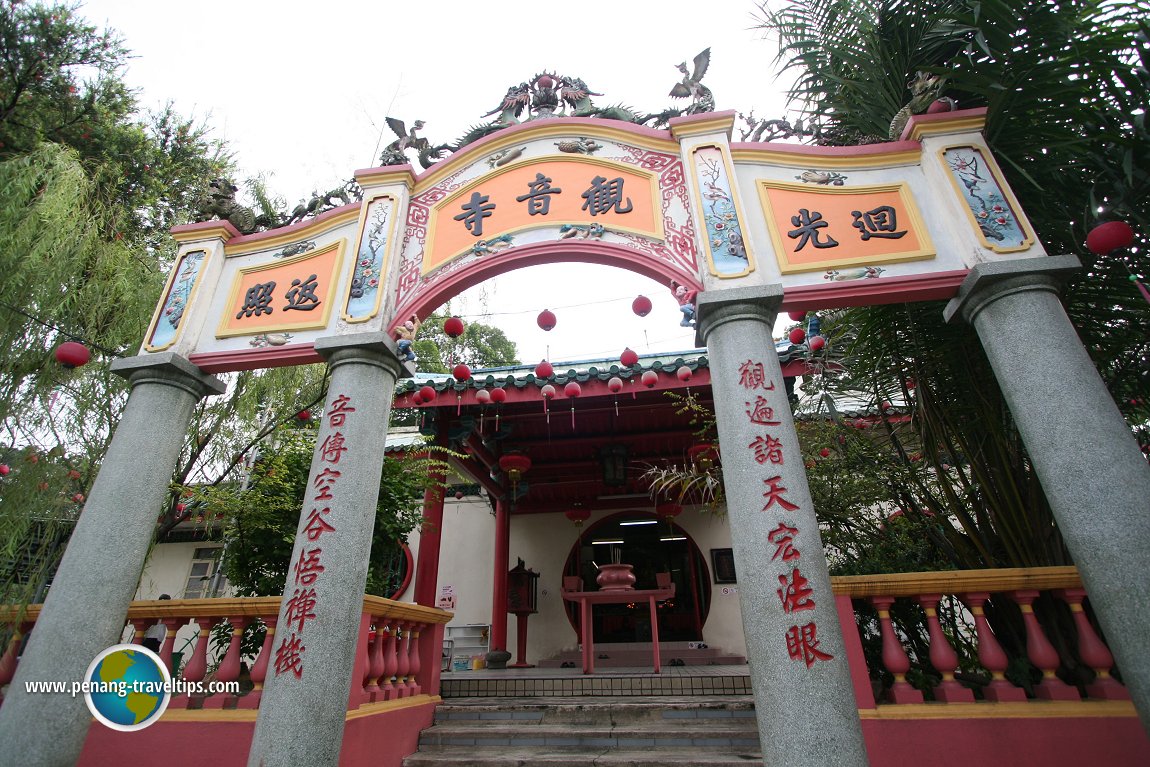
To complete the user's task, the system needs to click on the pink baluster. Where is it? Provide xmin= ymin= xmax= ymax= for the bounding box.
xmin=203 ymin=616 xmax=245 ymax=709
xmin=382 ymin=624 xmax=400 ymax=700
xmin=364 ymin=621 xmax=385 ymax=702
xmin=171 ymin=616 xmax=213 ymax=709
xmin=127 ymin=618 xmax=149 ymax=645
xmin=918 ymin=594 xmax=974 ymax=702
xmin=1009 ymin=590 xmax=1079 ymax=701
xmin=407 ymin=624 xmax=422 ymax=696
xmin=0 ymin=623 xmax=28 ymax=705
xmin=1056 ymin=588 xmax=1129 ymax=700
xmin=240 ymin=617 xmax=276 ymax=709
xmin=158 ymin=618 xmax=180 ymax=670
xmin=870 ymin=596 xmax=923 ymax=704
xmin=395 ymin=622 xmax=412 ymax=699
xmin=963 ymin=593 xmax=1026 ymax=702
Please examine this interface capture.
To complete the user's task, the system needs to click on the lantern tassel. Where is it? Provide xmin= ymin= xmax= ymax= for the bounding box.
xmin=571 ymin=403 xmax=576 ymax=430
xmin=457 ymin=393 xmax=462 ymax=416
xmin=1135 ymin=277 xmax=1150 ymax=306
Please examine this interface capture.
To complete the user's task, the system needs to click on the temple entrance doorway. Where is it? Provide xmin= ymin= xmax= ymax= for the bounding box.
xmin=563 ymin=511 xmax=711 ymax=643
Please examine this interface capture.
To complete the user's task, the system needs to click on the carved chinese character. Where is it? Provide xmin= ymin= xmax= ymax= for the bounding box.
xmin=284 ymin=274 xmax=321 ymax=311
xmin=313 ymin=467 xmax=341 ymax=501
xmin=236 ymin=281 xmax=276 ymax=319
xmin=284 ymin=587 xmax=319 ymax=633
xmin=762 ymin=476 xmax=800 ymax=512
xmin=274 ymin=632 xmax=306 ymax=678
xmin=293 ymin=546 xmax=325 ymax=586
xmin=302 ymin=508 xmax=336 ymax=541
xmin=786 ymin=622 xmax=834 ymax=667
xmin=777 ymin=567 xmax=816 ymax=613
xmin=581 ymin=176 xmax=633 ymax=216
xmin=851 ymin=205 xmax=906 ymax=240
xmin=326 ymin=394 xmax=356 ymax=427
xmin=515 ymin=172 xmax=562 ymax=215
xmin=320 ymin=432 xmax=348 ymax=464
xmin=787 ymin=209 xmax=839 ymax=250
xmin=738 ymin=360 xmax=774 ymax=391
xmin=749 ymin=434 xmax=784 ymax=465
xmin=745 ymin=396 xmax=781 ymax=426
xmin=767 ymin=522 xmax=801 ymax=562
xmin=453 ymin=191 xmax=496 ymax=237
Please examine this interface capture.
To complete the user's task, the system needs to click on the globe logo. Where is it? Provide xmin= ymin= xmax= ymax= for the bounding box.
xmin=83 ymin=644 xmax=172 ymax=731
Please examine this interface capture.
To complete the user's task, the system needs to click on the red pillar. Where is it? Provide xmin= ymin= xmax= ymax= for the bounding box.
xmin=490 ymin=499 xmax=510 ymax=651
xmin=412 ymin=435 xmax=447 ymax=607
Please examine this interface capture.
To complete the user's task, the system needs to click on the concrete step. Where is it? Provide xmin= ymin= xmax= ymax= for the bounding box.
xmin=403 ymin=746 xmax=764 ymax=766
xmin=440 ymin=671 xmax=751 ymax=698
xmin=433 ymin=697 xmax=756 ymax=725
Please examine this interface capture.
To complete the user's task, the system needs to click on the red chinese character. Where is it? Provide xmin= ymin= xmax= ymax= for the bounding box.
xmin=745 ymin=396 xmax=781 ymax=426
xmin=327 ymin=394 xmax=356 ymax=427
xmin=777 ymin=567 xmax=816 ymax=613
xmin=767 ymin=522 xmax=800 ymax=561
xmin=786 ymin=622 xmax=834 ymax=667
xmin=748 ymin=434 xmax=784 ymax=465
xmin=293 ymin=547 xmax=325 ymax=585
xmin=274 ymin=633 xmax=306 ymax=678
xmin=762 ymin=476 xmax=799 ymax=512
xmin=284 ymin=587 xmax=319 ymax=633
xmin=320 ymin=432 xmax=349 ymax=463
xmin=302 ymin=508 xmax=336 ymax=541
xmin=738 ymin=360 xmax=773 ymax=390
xmin=313 ymin=467 xmax=341 ymax=501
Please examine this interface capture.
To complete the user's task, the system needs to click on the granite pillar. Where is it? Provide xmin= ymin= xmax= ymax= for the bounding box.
xmin=0 ymin=353 xmax=225 ymax=766
xmin=945 ymin=256 xmax=1150 ymax=733
xmin=246 ymin=332 xmax=400 ymax=767
xmin=697 ymin=285 xmax=869 ymax=767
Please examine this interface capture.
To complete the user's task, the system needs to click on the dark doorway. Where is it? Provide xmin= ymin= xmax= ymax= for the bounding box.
xmin=563 ymin=511 xmax=711 ymax=643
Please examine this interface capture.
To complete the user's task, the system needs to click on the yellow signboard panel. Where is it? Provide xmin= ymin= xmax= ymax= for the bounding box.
xmin=757 ymin=181 xmax=935 ymax=274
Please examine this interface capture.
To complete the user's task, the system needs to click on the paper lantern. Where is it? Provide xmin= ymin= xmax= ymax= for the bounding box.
xmin=809 ymin=335 xmax=826 ymax=352
xmin=55 ymin=341 xmax=90 ymax=369
xmin=676 ymin=366 xmax=692 ymax=382
xmin=620 ymin=348 xmax=639 ymax=367
xmin=540 ymin=384 xmax=557 ymax=400
xmin=788 ymin=327 xmax=806 ymax=345
xmin=490 ymin=387 xmax=507 ymax=403
xmin=656 ymin=502 xmax=683 ymax=519
xmin=418 ymin=385 xmax=436 ymax=403
xmin=607 ymin=377 xmax=623 ymax=393
xmin=787 ymin=311 xmax=806 ymax=322
xmin=641 ymin=370 xmax=658 ymax=388
xmin=537 ymin=309 xmax=557 ymax=331
xmin=443 ymin=316 xmax=465 ymax=338
xmin=535 ymin=359 xmax=554 ymax=379
xmin=452 ymin=363 xmax=472 ymax=381
xmin=565 ymin=508 xmax=591 ymax=526
xmin=564 ymin=381 xmax=582 ymax=397
xmin=632 ymin=295 xmax=653 ymax=316
xmin=687 ymin=443 xmax=719 ymax=469
xmin=1086 ymin=221 xmax=1135 ymax=255
xmin=296 ymin=410 xmax=311 ymax=422
xmin=475 ymin=389 xmax=492 ymax=405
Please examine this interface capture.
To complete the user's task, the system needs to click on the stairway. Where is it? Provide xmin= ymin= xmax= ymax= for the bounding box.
xmin=403 ymin=697 xmax=763 ymax=766
xmin=536 ymin=641 xmax=746 ymax=669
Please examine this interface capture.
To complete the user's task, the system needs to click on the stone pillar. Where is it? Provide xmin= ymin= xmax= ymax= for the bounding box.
xmin=697 ymin=285 xmax=869 ymax=767
xmin=490 ymin=499 xmax=511 ymax=652
xmin=0 ymin=353 xmax=225 ymax=766
xmin=412 ymin=430 xmax=448 ymax=608
xmin=945 ymin=256 xmax=1150 ymax=732
xmin=247 ymin=332 xmax=401 ymax=767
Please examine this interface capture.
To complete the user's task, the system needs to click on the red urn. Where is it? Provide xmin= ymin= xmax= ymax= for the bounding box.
xmin=596 ymin=564 xmax=636 ymax=591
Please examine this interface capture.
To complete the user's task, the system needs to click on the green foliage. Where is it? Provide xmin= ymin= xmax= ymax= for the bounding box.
xmin=412 ymin=314 xmax=519 ymax=373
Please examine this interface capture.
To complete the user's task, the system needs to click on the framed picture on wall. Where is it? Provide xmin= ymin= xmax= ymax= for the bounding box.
xmin=711 ymin=548 xmax=737 ymax=584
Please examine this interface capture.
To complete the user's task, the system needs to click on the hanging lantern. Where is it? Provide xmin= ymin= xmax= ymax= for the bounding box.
xmin=564 ymin=381 xmax=582 ymax=428
xmin=537 ymin=309 xmax=557 ymax=331
xmin=453 ymin=363 xmax=472 ymax=381
xmin=54 ymin=341 xmax=90 ymax=369
xmin=787 ymin=311 xmax=806 ymax=322
xmin=687 ymin=443 xmax=719 ymax=470
xmin=620 ymin=348 xmax=639 ymax=367
xmin=541 ymin=383 xmax=556 ymax=422
xmin=565 ymin=508 xmax=592 ymax=527
xmin=656 ymin=502 xmax=683 ymax=520
xmin=632 ymin=295 xmax=653 ymax=317
xmin=0 ymin=464 xmax=9 ymax=476
xmin=475 ymin=389 xmax=492 ymax=405
xmin=676 ymin=366 xmax=692 ymax=382
xmin=1086 ymin=221 xmax=1134 ymax=255
xmin=296 ymin=410 xmax=311 ymax=422
xmin=608 ymin=375 xmax=624 ymax=415
xmin=490 ymin=387 xmax=507 ymax=403
xmin=410 ymin=388 xmax=424 ymax=405
xmin=454 ymin=490 xmax=465 ymax=500
xmin=809 ymin=335 xmax=826 ymax=352
xmin=788 ymin=327 xmax=806 ymax=345
xmin=498 ymin=451 xmax=532 ymax=499
xmin=535 ymin=359 xmax=554 ymax=379
xmin=444 ymin=316 xmax=465 ymax=338
xmin=418 ymin=385 xmax=436 ymax=403
xmin=641 ymin=370 xmax=659 ymax=388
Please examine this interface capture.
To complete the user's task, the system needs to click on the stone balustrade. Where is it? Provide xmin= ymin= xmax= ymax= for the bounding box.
xmin=832 ymin=566 xmax=1129 ymax=706
xmin=0 ymin=595 xmax=450 ymax=712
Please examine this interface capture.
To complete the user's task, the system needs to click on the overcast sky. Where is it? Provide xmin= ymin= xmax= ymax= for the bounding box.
xmin=80 ymin=0 xmax=793 ymax=363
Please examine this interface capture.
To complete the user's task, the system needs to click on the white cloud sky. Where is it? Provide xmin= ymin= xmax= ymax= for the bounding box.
xmin=81 ymin=0 xmax=794 ymax=363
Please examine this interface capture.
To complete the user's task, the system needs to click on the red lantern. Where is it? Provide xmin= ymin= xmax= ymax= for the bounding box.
xmin=444 ymin=316 xmax=465 ymax=338
xmin=1086 ymin=221 xmax=1135 ymax=255
xmin=537 ymin=309 xmax=557 ymax=331
xmin=499 ymin=451 xmax=532 ymax=480
xmin=819 ymin=448 xmax=830 ymax=458
xmin=535 ymin=359 xmax=554 ymax=379
xmin=789 ymin=327 xmax=806 ymax=345
xmin=55 ymin=341 xmax=90 ymax=369
xmin=453 ymin=363 xmax=472 ymax=381
xmin=564 ymin=381 xmax=582 ymax=397
xmin=0 ymin=464 xmax=9 ymax=476
xmin=475 ymin=389 xmax=492 ymax=405
xmin=454 ymin=490 xmax=464 ymax=500
xmin=788 ymin=311 xmax=806 ymax=322
xmin=676 ymin=365 xmax=692 ymax=382
xmin=687 ymin=443 xmax=719 ymax=469
xmin=632 ymin=295 xmax=652 ymax=317
xmin=607 ymin=377 xmax=623 ymax=393
xmin=540 ymin=384 xmax=556 ymax=400
xmin=656 ymin=502 xmax=683 ymax=519
xmin=809 ymin=335 xmax=826 ymax=352
xmin=410 ymin=388 xmax=424 ymax=405
xmin=419 ymin=385 xmax=436 ymax=403
xmin=565 ymin=508 xmax=591 ymax=527
xmin=296 ymin=410 xmax=311 ymax=422
xmin=490 ymin=387 xmax=507 ymax=403
xmin=72 ymin=493 xmax=85 ymax=503
xmin=641 ymin=370 xmax=658 ymax=388
xmin=620 ymin=348 xmax=639 ymax=367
